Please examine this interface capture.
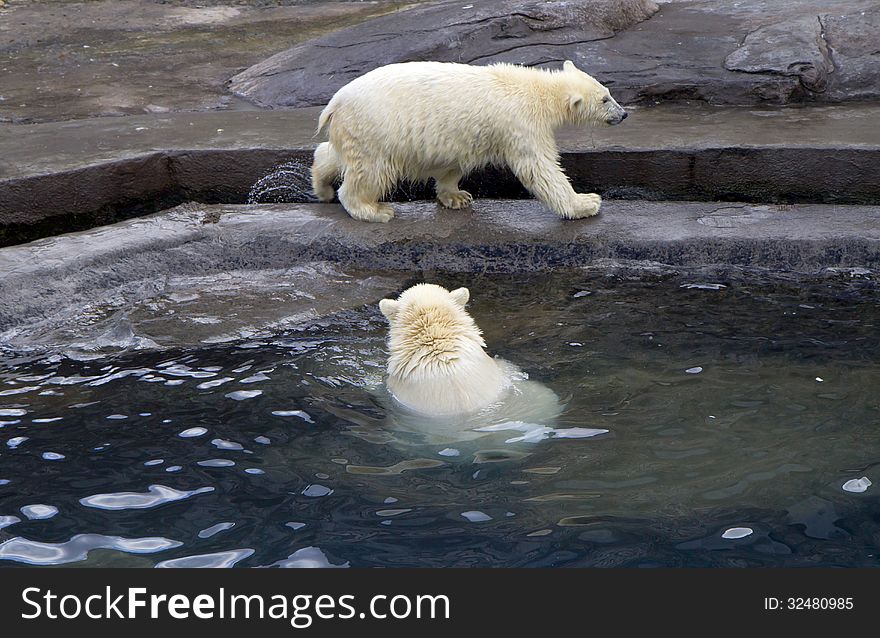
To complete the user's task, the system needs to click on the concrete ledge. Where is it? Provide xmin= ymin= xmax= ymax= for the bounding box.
xmin=2 ymin=199 xmax=878 ymax=336
xmin=2 ymin=105 xmax=880 ymax=247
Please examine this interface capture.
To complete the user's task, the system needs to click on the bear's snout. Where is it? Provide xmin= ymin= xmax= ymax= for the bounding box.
xmin=602 ymin=95 xmax=628 ymax=125
xmin=605 ymin=111 xmax=627 ymax=125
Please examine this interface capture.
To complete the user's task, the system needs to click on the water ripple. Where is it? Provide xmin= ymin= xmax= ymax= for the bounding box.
xmin=198 ymin=459 xmax=235 ymax=468
xmin=196 ymin=377 xmax=234 ymax=390
xmin=178 ymin=427 xmax=207 ymax=438
xmin=0 ymin=534 xmax=182 ymax=565
xmin=226 ymin=390 xmax=262 ymax=401
xmin=271 ymin=410 xmax=314 ymax=423
xmin=265 ymin=546 xmax=349 ymax=569
xmin=21 ymin=504 xmax=58 ymax=520
xmin=0 ymin=515 xmax=21 ymax=529
xmin=211 ymin=438 xmax=244 ymax=451
xmin=198 ymin=522 xmax=235 ymax=539
xmin=155 ymin=548 xmax=254 ymax=568
xmin=79 ymin=485 xmax=214 ymax=510
xmin=6 ymin=436 xmax=28 ymax=448
xmin=473 ymin=421 xmax=608 ymax=443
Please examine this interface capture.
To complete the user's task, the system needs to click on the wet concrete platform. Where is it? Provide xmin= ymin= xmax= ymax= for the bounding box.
xmin=2 ymin=199 xmax=878 ymax=344
xmin=4 ymin=103 xmax=879 ymax=180
xmin=2 ymin=104 xmax=879 ymax=246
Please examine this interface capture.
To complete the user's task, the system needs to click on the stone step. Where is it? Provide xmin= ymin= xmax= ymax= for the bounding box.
xmin=2 ymin=199 xmax=878 ymax=337
xmin=2 ymin=105 xmax=878 ymax=247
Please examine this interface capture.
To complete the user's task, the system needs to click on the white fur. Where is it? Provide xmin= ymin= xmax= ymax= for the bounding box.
xmin=380 ymin=283 xmax=505 ymax=415
xmin=312 ymin=60 xmax=627 ymax=222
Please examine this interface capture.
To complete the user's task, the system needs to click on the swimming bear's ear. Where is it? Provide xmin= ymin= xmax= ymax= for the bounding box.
xmin=379 ymin=298 xmax=400 ymax=319
xmin=449 ymin=287 xmax=470 ymax=307
xmin=563 ymin=60 xmax=576 ymax=72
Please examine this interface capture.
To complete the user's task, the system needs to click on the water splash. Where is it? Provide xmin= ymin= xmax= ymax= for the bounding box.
xmin=247 ymin=160 xmax=317 ymax=204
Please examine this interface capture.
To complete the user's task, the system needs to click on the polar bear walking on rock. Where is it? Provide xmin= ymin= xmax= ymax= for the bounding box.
xmin=312 ymin=60 xmax=627 ymax=222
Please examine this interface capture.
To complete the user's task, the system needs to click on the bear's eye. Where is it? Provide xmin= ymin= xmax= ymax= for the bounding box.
xmin=602 ymin=96 xmax=610 ymax=103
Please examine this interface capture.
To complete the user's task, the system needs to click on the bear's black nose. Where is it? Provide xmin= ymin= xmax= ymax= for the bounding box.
xmin=621 ymin=111 xmax=629 ymax=120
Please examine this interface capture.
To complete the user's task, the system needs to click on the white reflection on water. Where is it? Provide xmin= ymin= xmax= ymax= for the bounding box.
xmin=20 ymin=504 xmax=58 ymax=520
xmin=0 ymin=534 xmax=182 ymax=565
xmin=842 ymin=477 xmax=872 ymax=493
xmin=226 ymin=390 xmax=262 ymax=401
xmin=80 ymin=484 xmax=215 ymax=510
xmin=156 ymin=548 xmax=254 ymax=568
xmin=265 ymin=546 xmax=349 ymax=568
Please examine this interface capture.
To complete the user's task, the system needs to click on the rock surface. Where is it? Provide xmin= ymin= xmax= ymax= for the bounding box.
xmin=3 ymin=199 xmax=879 ymax=347
xmin=230 ymin=0 xmax=660 ymax=107
xmin=230 ymin=0 xmax=880 ymax=107
xmin=0 ymin=0 xmax=413 ymax=123
xmin=3 ymin=103 xmax=880 ymax=246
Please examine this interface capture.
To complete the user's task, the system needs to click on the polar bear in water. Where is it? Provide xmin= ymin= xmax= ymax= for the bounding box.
xmin=376 ymin=283 xmax=602 ymax=449
xmin=312 ymin=60 xmax=628 ymax=222
xmin=380 ymin=283 xmax=507 ymax=415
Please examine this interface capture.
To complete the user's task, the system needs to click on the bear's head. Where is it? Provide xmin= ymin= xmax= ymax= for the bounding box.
xmin=562 ymin=60 xmax=628 ymax=127
xmin=380 ymin=283 xmax=471 ymax=326
xmin=379 ymin=283 xmax=486 ymax=370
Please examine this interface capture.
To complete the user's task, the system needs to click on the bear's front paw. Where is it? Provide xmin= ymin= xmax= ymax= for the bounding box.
xmin=568 ymin=193 xmax=602 ymax=219
xmin=437 ymin=190 xmax=474 ymax=210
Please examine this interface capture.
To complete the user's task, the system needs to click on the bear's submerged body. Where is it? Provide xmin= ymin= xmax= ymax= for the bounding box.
xmin=312 ymin=61 xmax=627 ymax=222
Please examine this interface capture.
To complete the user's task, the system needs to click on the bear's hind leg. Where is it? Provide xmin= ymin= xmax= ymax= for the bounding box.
xmin=435 ymin=169 xmax=473 ymax=210
xmin=311 ymin=142 xmax=341 ymax=202
xmin=337 ymin=168 xmax=395 ymax=223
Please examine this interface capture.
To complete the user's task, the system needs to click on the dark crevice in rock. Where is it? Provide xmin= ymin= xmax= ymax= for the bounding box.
xmin=467 ymin=34 xmax=620 ymax=64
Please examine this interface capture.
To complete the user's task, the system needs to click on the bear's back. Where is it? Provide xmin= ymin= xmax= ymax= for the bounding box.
xmin=328 ymin=62 xmax=548 ymax=174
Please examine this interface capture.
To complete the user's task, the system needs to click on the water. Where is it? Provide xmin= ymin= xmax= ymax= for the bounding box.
xmin=247 ymin=160 xmax=316 ymax=204
xmin=246 ymin=159 xmax=427 ymax=205
xmin=1 ymin=268 xmax=879 ymax=567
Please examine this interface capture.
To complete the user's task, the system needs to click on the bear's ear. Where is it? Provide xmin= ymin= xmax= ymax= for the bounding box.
xmin=449 ymin=287 xmax=470 ymax=307
xmin=379 ymin=298 xmax=400 ymax=320
xmin=563 ymin=60 xmax=577 ymax=72
xmin=569 ymin=94 xmax=585 ymax=111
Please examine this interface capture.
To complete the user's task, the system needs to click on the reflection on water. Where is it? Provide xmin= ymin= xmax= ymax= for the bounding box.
xmin=1 ymin=268 xmax=879 ymax=567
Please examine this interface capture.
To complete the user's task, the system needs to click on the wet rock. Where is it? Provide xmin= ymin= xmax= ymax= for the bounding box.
xmin=3 ymin=200 xmax=880 ymax=355
xmin=724 ymin=15 xmax=833 ymax=99
xmin=230 ymin=0 xmax=880 ymax=107
xmin=822 ymin=6 xmax=880 ymax=102
xmin=229 ymin=0 xmax=660 ymax=108
xmin=0 ymin=0 xmax=408 ymax=123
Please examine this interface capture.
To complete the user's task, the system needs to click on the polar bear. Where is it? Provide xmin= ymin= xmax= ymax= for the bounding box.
xmin=379 ymin=283 xmax=504 ymax=415
xmin=376 ymin=284 xmax=602 ymax=451
xmin=312 ymin=60 xmax=627 ymax=222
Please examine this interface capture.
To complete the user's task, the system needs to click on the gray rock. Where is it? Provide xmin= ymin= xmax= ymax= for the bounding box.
xmin=230 ymin=0 xmax=880 ymax=107
xmin=3 ymin=199 xmax=880 ymax=353
xmin=229 ymin=0 xmax=660 ymax=108
xmin=822 ymin=5 xmax=880 ymax=102
xmin=724 ymin=15 xmax=832 ymax=98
